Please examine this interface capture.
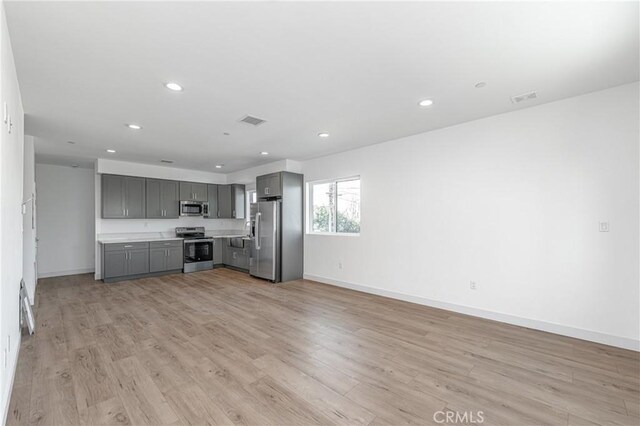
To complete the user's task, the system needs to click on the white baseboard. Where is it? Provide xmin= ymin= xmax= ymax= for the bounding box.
xmin=38 ymin=267 xmax=94 ymax=279
xmin=303 ymin=274 xmax=640 ymax=352
xmin=2 ymin=333 xmax=21 ymax=426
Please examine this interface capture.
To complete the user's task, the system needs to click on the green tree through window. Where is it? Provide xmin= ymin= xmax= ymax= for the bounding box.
xmin=310 ymin=178 xmax=360 ymax=234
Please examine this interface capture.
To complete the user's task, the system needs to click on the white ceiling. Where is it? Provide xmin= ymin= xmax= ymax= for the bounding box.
xmin=6 ymin=1 xmax=639 ymax=172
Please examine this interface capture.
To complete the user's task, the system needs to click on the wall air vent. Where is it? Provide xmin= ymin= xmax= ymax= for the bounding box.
xmin=511 ymin=91 xmax=538 ymax=104
xmin=238 ymin=115 xmax=267 ymax=126
xmin=160 ymin=159 xmax=174 ymax=164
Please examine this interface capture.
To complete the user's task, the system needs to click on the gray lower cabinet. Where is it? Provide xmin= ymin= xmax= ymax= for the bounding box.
xmin=103 ymin=241 xmax=183 ymax=281
xmin=180 ymin=181 xmax=208 ymax=202
xmin=102 ymin=174 xmax=146 ymax=218
xmin=103 ymin=250 xmax=127 ymax=278
xmin=103 ymin=242 xmax=150 ymax=279
xmin=149 ymin=240 xmax=183 ymax=272
xmin=146 ymin=179 xmax=179 ymax=218
xmin=224 ymin=239 xmax=249 ymax=270
xmin=127 ymin=249 xmax=150 ymax=275
xmin=212 ymin=238 xmax=224 ymax=265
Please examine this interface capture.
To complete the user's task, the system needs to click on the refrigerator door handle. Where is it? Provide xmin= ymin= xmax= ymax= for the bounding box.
xmin=255 ymin=212 xmax=261 ymax=250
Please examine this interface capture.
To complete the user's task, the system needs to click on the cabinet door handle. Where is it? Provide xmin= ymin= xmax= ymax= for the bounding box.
xmin=265 ymin=187 xmax=269 ymax=195
xmin=124 ymin=245 xmax=133 ymax=248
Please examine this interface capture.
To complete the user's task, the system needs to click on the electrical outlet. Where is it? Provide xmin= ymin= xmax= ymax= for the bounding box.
xmin=338 ymin=262 xmax=343 ymax=269
xmin=470 ymin=281 xmax=477 ymax=290
xmin=599 ymin=221 xmax=609 ymax=232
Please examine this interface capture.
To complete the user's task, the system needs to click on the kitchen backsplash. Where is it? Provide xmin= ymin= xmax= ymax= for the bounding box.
xmin=96 ymin=217 xmax=246 ymax=235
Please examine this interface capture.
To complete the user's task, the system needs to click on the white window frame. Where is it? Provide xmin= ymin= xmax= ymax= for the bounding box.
xmin=246 ymin=189 xmax=257 ymax=218
xmin=306 ymin=176 xmax=361 ymax=236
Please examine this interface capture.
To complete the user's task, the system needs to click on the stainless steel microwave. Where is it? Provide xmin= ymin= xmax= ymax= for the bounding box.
xmin=180 ymin=201 xmax=209 ymax=217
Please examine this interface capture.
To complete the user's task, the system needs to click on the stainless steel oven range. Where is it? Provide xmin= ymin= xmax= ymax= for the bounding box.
xmin=176 ymin=226 xmax=214 ymax=273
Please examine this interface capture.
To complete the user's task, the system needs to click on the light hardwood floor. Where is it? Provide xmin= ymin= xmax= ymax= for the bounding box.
xmin=6 ymin=269 xmax=640 ymax=425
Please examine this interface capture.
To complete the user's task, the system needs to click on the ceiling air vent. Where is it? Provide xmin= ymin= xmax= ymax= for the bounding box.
xmin=238 ymin=115 xmax=267 ymax=126
xmin=511 ymin=91 xmax=538 ymax=104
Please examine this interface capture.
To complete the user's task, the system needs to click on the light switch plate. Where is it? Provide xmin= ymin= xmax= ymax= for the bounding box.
xmin=599 ymin=221 xmax=610 ymax=232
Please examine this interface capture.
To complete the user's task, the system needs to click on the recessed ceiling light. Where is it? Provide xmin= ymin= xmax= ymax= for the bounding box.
xmin=418 ymin=99 xmax=434 ymax=107
xmin=215 ymin=164 xmax=223 ymax=169
xmin=165 ymin=82 xmax=183 ymax=91
xmin=126 ymin=124 xmax=142 ymax=130
xmin=107 ymin=149 xmax=116 ymax=153
xmin=260 ymin=151 xmax=269 ymax=156
xmin=475 ymin=82 xmax=487 ymax=88
xmin=318 ymin=133 xmax=330 ymax=138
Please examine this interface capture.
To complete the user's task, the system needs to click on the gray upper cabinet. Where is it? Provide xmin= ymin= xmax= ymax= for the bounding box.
xmin=232 ymin=184 xmax=246 ymax=219
xmin=217 ymin=184 xmax=232 ymax=218
xmin=217 ymin=184 xmax=245 ymax=219
xmin=257 ymin=172 xmax=282 ymax=199
xmin=146 ymin=179 xmax=179 ymax=218
xmin=102 ymin=175 xmax=126 ymax=218
xmin=180 ymin=181 xmax=208 ymax=201
xmin=207 ymin=184 xmax=219 ymax=219
xmin=102 ymin=175 xmax=146 ymax=218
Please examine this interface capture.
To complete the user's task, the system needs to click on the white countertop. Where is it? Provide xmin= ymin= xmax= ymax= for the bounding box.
xmin=205 ymin=230 xmax=250 ymax=238
xmin=97 ymin=230 xmax=249 ymax=244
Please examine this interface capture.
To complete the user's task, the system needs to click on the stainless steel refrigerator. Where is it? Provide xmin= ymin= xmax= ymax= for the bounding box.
xmin=249 ymin=172 xmax=303 ymax=283
xmin=249 ymin=201 xmax=280 ymax=281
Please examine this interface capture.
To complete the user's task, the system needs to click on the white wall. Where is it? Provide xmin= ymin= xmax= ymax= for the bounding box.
xmin=96 ymin=158 xmax=227 ymax=184
xmin=0 ymin=2 xmax=24 ymax=421
xmin=36 ymin=163 xmax=95 ymax=278
xmin=22 ymin=135 xmax=35 ymax=301
xmin=302 ymin=82 xmax=640 ymax=350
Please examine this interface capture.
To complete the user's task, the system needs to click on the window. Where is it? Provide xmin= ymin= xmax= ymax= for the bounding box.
xmin=246 ymin=189 xmax=257 ymax=217
xmin=308 ymin=177 xmax=360 ymax=235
